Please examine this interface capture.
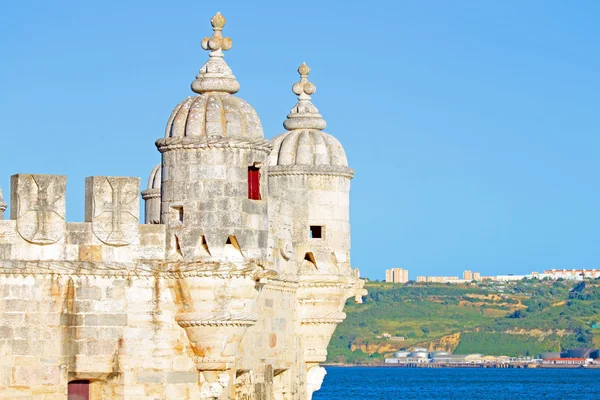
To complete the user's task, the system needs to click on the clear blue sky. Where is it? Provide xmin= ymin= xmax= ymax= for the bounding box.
xmin=1 ymin=1 xmax=599 ymax=280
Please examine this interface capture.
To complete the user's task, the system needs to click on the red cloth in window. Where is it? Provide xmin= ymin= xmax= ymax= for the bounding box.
xmin=248 ymin=167 xmax=261 ymax=200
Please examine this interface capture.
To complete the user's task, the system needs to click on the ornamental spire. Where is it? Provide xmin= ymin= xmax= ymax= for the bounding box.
xmin=191 ymin=12 xmax=240 ymax=94
xmin=201 ymin=12 xmax=232 ymax=55
xmin=284 ymin=63 xmax=327 ymax=131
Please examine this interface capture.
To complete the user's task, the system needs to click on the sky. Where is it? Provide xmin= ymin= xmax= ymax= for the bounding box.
xmin=1 ymin=1 xmax=599 ymax=280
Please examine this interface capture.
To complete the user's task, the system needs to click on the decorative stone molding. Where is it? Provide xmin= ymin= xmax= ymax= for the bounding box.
xmin=141 ymin=188 xmax=160 ymax=200
xmin=0 ymin=260 xmax=276 ymax=280
xmin=300 ymin=311 xmax=346 ymax=325
xmin=156 ymin=136 xmax=272 ymax=153
xmin=261 ymin=277 xmax=299 ymax=293
xmin=176 ymin=312 xmax=258 ymax=328
xmin=268 ymin=165 xmax=354 ymax=179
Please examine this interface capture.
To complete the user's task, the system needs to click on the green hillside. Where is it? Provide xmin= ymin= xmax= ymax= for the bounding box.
xmin=327 ymin=279 xmax=600 ymax=364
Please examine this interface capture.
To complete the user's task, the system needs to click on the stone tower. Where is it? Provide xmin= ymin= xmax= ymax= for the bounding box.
xmin=268 ymin=64 xmax=363 ymax=395
xmin=0 ymin=13 xmax=365 ymax=400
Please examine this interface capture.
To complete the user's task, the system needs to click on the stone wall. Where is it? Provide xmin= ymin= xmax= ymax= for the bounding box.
xmin=0 ymin=273 xmax=206 ymax=399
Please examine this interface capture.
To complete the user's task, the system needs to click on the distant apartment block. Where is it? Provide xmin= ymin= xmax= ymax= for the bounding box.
xmin=463 ymin=270 xmax=482 ymax=281
xmin=385 ymin=268 xmax=409 ymax=283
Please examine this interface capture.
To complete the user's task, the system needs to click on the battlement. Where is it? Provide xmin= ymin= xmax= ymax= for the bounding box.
xmin=0 ymin=174 xmax=166 ymax=265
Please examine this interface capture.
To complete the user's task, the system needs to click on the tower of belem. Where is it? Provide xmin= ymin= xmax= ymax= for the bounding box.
xmin=0 ymin=13 xmax=365 ymax=400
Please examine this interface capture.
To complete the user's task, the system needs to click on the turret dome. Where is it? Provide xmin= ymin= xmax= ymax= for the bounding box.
xmin=165 ymin=95 xmax=263 ymax=140
xmin=160 ymin=12 xmax=264 ymax=142
xmin=268 ymin=64 xmax=352 ymax=177
xmin=146 ymin=163 xmax=161 ymax=190
xmin=269 ymin=130 xmax=348 ymax=167
xmin=141 ymin=163 xmax=161 ymax=224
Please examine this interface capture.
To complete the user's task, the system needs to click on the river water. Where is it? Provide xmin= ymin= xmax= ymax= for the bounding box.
xmin=313 ymin=367 xmax=600 ymax=399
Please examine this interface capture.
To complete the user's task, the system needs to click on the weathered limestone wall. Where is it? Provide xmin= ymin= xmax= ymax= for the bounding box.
xmin=305 ymin=174 xmax=351 ymax=273
xmin=237 ymin=282 xmax=304 ymax=399
xmin=0 ymin=173 xmax=205 ymax=399
xmin=1 ymin=174 xmax=164 ymax=263
xmin=0 ymin=274 xmax=205 ymax=399
xmin=159 ymin=147 xmax=269 ymax=262
xmin=268 ymin=173 xmax=352 ymax=274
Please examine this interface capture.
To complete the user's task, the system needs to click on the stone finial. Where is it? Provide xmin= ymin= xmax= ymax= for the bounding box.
xmin=201 ymin=12 xmax=232 ymax=54
xmin=192 ymin=12 xmax=240 ymax=95
xmin=293 ymin=63 xmax=316 ymax=101
xmin=0 ymin=187 xmax=6 ymax=220
xmin=284 ymin=63 xmax=327 ymax=131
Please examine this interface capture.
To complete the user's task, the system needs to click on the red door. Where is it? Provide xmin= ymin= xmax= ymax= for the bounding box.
xmin=68 ymin=380 xmax=90 ymax=400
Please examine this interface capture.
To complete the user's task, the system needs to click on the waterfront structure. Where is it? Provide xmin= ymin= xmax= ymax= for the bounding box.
xmin=0 ymin=13 xmax=365 ymax=399
xmin=542 ymin=269 xmax=600 ymax=279
xmin=385 ymin=268 xmax=409 ymax=283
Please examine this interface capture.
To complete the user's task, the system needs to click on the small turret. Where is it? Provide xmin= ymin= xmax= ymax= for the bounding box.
xmin=156 ymin=12 xmax=271 ymax=262
xmin=269 ymin=63 xmax=354 ymax=274
xmin=268 ymin=65 xmax=365 ymax=392
xmin=0 ymin=187 xmax=6 ymax=220
xmin=154 ymin=14 xmax=274 ymax=396
xmin=141 ymin=164 xmax=161 ymax=224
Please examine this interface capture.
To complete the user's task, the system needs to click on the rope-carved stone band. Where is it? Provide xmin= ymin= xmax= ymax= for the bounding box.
xmin=176 ymin=312 xmax=258 ymax=328
xmin=156 ymin=137 xmax=272 ymax=154
xmin=268 ymin=165 xmax=354 ymax=179
xmin=193 ymin=355 xmax=236 ymax=364
xmin=141 ymin=188 xmax=161 ymax=200
xmin=300 ymin=311 xmax=346 ymax=325
xmin=301 ymin=318 xmax=346 ymax=325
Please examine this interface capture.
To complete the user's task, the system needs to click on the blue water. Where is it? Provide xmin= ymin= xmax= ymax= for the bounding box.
xmin=313 ymin=367 xmax=600 ymax=399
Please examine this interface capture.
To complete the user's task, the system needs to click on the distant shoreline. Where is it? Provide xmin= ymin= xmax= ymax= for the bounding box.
xmin=323 ymin=363 xmax=600 ymax=369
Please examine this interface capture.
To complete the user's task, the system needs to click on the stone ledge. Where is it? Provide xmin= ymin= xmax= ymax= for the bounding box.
xmin=268 ymin=165 xmax=354 ymax=179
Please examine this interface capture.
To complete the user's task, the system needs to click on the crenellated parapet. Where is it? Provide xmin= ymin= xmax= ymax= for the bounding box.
xmin=0 ymin=174 xmax=166 ymax=269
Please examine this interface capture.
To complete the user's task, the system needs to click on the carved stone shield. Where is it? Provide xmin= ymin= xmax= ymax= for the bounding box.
xmin=14 ymin=174 xmax=66 ymax=244
xmin=88 ymin=177 xmax=139 ymax=246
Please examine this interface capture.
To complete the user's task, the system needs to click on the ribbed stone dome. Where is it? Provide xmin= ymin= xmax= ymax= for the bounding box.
xmin=147 ymin=163 xmax=161 ymax=190
xmin=268 ymin=130 xmax=348 ymax=167
xmin=161 ymin=12 xmax=264 ymax=142
xmin=268 ymin=64 xmax=350 ymax=169
xmin=164 ymin=94 xmax=263 ymax=140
